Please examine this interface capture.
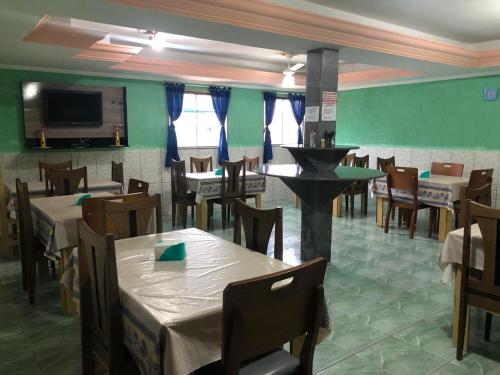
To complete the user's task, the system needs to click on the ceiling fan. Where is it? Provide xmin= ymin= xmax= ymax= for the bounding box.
xmin=282 ymin=53 xmax=305 ymax=87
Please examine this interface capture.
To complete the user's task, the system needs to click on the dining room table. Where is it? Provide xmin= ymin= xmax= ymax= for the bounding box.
xmin=71 ymin=228 xmax=304 ymax=375
xmin=30 ymin=191 xmax=116 ymax=314
xmin=185 ymin=171 xmax=266 ymax=230
xmin=373 ymin=174 xmax=469 ymax=240
xmin=440 ymin=223 xmax=484 ymax=350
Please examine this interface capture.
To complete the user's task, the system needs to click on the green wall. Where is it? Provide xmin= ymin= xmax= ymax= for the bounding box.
xmin=336 ymin=74 xmax=500 ymax=150
xmin=0 ymin=68 xmax=263 ymax=153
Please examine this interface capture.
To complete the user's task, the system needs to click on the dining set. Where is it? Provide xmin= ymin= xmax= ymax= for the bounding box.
xmin=0 ymin=154 xmax=332 ymax=374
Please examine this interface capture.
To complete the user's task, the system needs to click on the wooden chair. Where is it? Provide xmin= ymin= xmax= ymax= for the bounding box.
xmin=244 ymin=156 xmax=259 ymax=172
xmin=171 ymin=160 xmax=197 ymax=229
xmin=376 ymin=156 xmax=395 ymax=172
xmin=78 ymin=220 xmax=140 ymax=375
xmin=428 ymin=162 xmax=465 ymax=235
xmin=39 ymin=160 xmax=73 ymax=193
xmin=341 ymin=153 xmax=355 ymax=167
xmin=453 ymin=169 xmax=494 ymax=229
xmin=213 ymin=160 xmax=246 ymax=229
xmin=344 ymin=155 xmax=369 ymax=218
xmin=46 ymin=166 xmax=88 ymax=196
xmin=127 ymin=178 xmax=149 ymax=195
xmin=39 ymin=160 xmax=72 ymax=181
xmin=16 ymin=179 xmax=54 ymax=305
xmin=384 ymin=166 xmax=429 ymax=239
xmin=457 ymin=200 xmax=500 ymax=360
xmin=458 ymin=183 xmax=492 ymax=228
xmin=82 ymin=193 xmax=146 ymax=234
xmin=221 ymin=258 xmax=327 ymax=375
xmin=431 ymin=162 xmax=464 ymax=177
xmin=233 ymin=199 xmax=283 ymax=261
xmin=111 ymin=161 xmax=124 ymax=185
xmin=190 ymin=156 xmax=214 ymax=173
xmin=101 ymin=194 xmax=162 ymax=239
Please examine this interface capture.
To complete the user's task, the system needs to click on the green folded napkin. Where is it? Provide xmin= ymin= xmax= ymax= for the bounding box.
xmin=419 ymin=171 xmax=430 ymax=178
xmin=215 ymin=168 xmax=223 ymax=176
xmin=155 ymin=241 xmax=186 ymax=261
xmin=75 ymin=193 xmax=92 ymax=206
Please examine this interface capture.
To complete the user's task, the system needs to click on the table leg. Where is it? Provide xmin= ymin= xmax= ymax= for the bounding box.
xmin=452 ymin=265 xmax=470 ymax=350
xmin=438 ymin=207 xmax=454 ymax=241
xmin=376 ymin=196 xmax=384 ymax=227
xmin=196 ymin=199 xmax=208 ymax=231
xmin=332 ymin=196 xmax=342 ymax=217
xmin=255 ymin=193 xmax=262 ymax=208
xmin=291 ymin=193 xmax=299 ymax=208
xmin=59 ymin=247 xmax=78 ymax=315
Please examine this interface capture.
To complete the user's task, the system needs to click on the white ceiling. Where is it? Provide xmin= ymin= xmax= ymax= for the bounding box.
xmin=305 ymin=0 xmax=500 ymax=44
xmin=1 ymin=0 xmax=500 ymax=89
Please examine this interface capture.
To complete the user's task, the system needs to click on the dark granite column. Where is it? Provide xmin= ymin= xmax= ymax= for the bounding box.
xmin=304 ymin=48 xmax=339 ymax=147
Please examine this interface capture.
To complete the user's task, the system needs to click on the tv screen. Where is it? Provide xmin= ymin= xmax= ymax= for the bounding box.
xmin=42 ymin=89 xmax=103 ymax=127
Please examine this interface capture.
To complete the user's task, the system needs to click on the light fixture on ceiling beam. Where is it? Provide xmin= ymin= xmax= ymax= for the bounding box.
xmin=282 ymin=53 xmax=305 ymax=88
xmin=139 ymin=29 xmax=165 ymax=51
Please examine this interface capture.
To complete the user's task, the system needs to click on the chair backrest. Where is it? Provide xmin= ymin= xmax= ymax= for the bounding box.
xmin=190 ymin=156 xmax=213 ymax=173
xmin=46 ymin=166 xmax=87 ymax=196
xmin=39 ymin=160 xmax=72 ymax=181
xmin=127 ymin=178 xmax=149 ymax=195
xmin=459 ymin=183 xmax=492 ymax=227
xmin=171 ymin=160 xmax=189 ymax=199
xmin=353 ymin=155 xmax=369 ymax=168
xmin=244 ymin=156 xmax=259 ymax=172
xmin=233 ymin=199 xmax=283 ymax=260
xmin=111 ymin=161 xmax=124 ymax=185
xmin=385 ymin=166 xmax=419 ymax=205
xmin=341 ymin=153 xmax=355 ymax=166
xmin=376 ymin=156 xmax=395 ymax=172
xmin=78 ymin=219 xmax=125 ymax=371
xmin=222 ymin=160 xmax=246 ymax=199
xmin=82 ymin=193 xmax=146 ymax=234
xmin=461 ymin=201 xmax=500 ymax=310
xmin=222 ymin=258 xmax=327 ymax=375
xmin=469 ymin=169 xmax=494 ymax=189
xmin=430 ymin=162 xmax=464 ymax=177
xmin=101 ymin=194 xmax=162 ymax=239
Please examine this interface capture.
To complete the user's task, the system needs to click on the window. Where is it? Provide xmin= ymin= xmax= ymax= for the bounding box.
xmin=267 ymin=98 xmax=302 ymax=145
xmin=176 ymin=93 xmax=223 ymax=147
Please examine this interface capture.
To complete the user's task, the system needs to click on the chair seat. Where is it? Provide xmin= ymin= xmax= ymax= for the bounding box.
xmin=240 ymin=349 xmax=300 ymax=375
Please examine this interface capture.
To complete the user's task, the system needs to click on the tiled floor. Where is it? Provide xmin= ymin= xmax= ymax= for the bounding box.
xmin=1 ymin=198 xmax=500 ymax=374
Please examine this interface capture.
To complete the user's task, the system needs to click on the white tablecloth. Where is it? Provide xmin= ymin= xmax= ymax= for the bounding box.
xmin=31 ymin=192 xmax=115 ymax=259
xmin=88 ymin=228 xmax=290 ymax=375
xmin=186 ymin=171 xmax=266 ymax=203
xmin=373 ymin=174 xmax=468 ymax=209
xmin=439 ymin=224 xmax=484 ymax=282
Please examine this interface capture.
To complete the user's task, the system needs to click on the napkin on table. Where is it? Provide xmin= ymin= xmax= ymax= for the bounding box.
xmin=154 ymin=240 xmax=186 ymax=261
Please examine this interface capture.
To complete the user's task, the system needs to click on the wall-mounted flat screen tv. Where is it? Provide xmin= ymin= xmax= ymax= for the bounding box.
xmin=42 ymin=89 xmax=103 ymax=127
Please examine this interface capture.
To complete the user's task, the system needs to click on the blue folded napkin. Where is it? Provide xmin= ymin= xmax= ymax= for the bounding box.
xmin=419 ymin=170 xmax=430 ymax=178
xmin=215 ymin=168 xmax=223 ymax=176
xmin=154 ymin=240 xmax=186 ymax=261
xmin=75 ymin=193 xmax=92 ymax=206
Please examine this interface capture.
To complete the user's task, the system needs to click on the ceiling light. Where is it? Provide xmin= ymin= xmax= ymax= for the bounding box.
xmin=149 ymin=32 xmax=165 ymax=51
xmin=23 ymin=82 xmax=40 ymax=100
xmin=282 ymin=72 xmax=295 ymax=88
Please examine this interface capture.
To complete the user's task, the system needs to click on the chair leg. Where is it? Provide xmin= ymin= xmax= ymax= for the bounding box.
xmin=391 ymin=206 xmax=395 ymax=220
xmin=345 ymin=194 xmax=349 ymax=213
xmin=182 ymin=205 xmax=188 ymax=229
xmin=485 ymin=312 xmax=493 ymax=341
xmin=191 ymin=206 xmax=194 ymax=222
xmin=172 ymin=202 xmax=176 ymax=227
xmin=28 ymin=260 xmax=36 ymax=305
xmin=221 ymin=204 xmax=226 ymax=230
xmin=51 ymin=261 xmax=57 ymax=280
xmin=456 ymin=299 xmax=468 ymax=360
xmin=409 ymin=210 xmax=417 ymax=239
xmin=398 ymin=208 xmax=403 ymax=227
xmin=363 ymin=193 xmax=368 ymax=215
xmin=384 ymin=203 xmax=391 ymax=234
xmin=428 ymin=208 xmax=434 ymax=238
xmin=350 ymin=194 xmax=354 ymax=218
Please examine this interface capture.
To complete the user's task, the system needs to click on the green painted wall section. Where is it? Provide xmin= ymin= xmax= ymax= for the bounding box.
xmin=227 ymin=88 xmax=263 ymax=147
xmin=0 ymin=68 xmax=264 ymax=153
xmin=336 ymin=75 xmax=500 ymax=150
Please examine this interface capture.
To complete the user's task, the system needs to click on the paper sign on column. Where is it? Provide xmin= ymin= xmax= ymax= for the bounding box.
xmin=304 ymin=106 xmax=319 ymax=122
xmin=321 ymin=91 xmax=337 ymax=121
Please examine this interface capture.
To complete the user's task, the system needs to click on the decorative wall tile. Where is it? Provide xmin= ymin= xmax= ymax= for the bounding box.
xmin=140 ymin=150 xmax=162 ymax=184
xmin=394 ymin=148 xmax=412 ymax=167
xmin=411 ymin=149 xmax=431 ymax=171
xmin=430 ymin=150 xmax=452 ymax=164
xmin=451 ymin=151 xmax=475 ymax=176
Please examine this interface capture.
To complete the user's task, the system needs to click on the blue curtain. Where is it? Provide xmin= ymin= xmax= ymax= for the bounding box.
xmin=164 ymin=83 xmax=185 ymax=167
xmin=209 ymin=86 xmax=231 ymax=165
xmin=263 ymin=92 xmax=276 ymax=163
xmin=288 ymin=93 xmax=305 ymax=145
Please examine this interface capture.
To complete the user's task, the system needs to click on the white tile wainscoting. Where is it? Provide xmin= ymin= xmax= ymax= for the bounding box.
xmin=3 ymin=145 xmax=500 ymax=217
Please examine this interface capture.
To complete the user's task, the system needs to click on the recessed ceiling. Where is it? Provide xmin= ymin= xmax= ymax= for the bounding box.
xmin=306 ymin=0 xmax=500 ymax=44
